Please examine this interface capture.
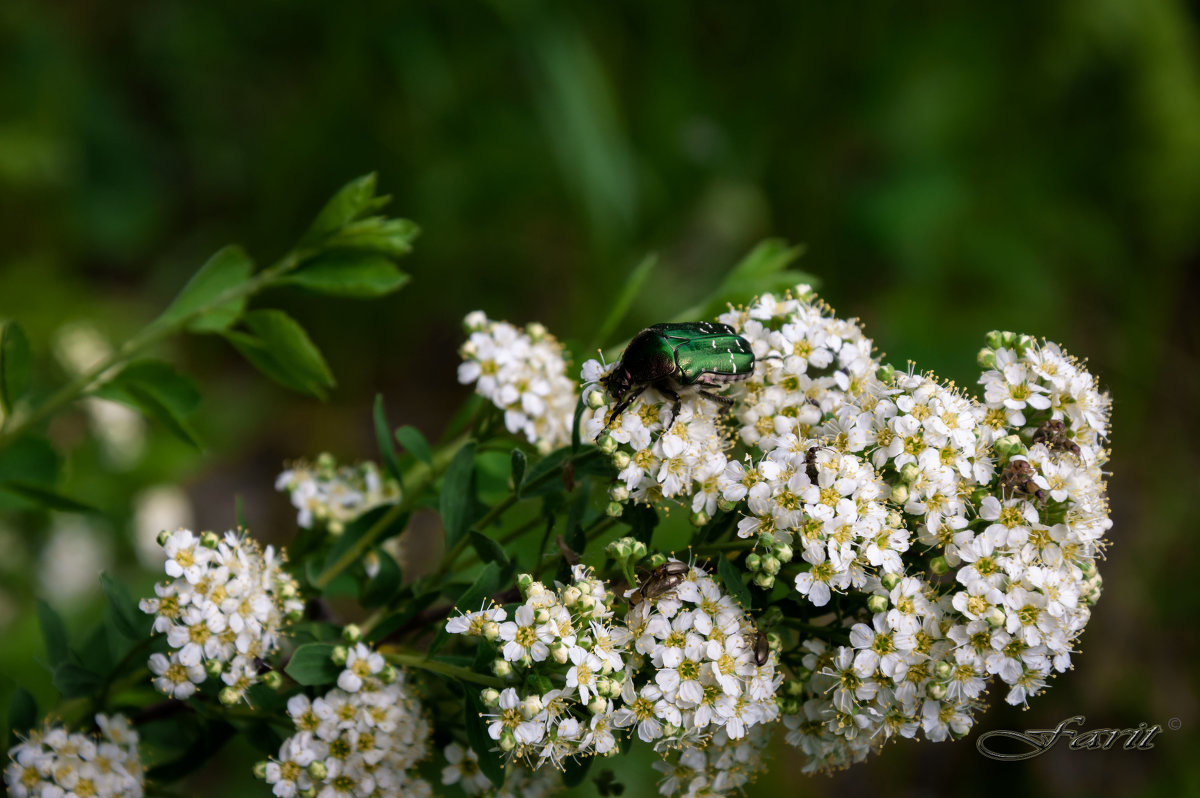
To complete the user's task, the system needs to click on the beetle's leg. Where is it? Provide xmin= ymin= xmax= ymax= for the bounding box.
xmin=654 ymin=380 xmax=682 ymax=426
xmin=596 ymin=384 xmax=648 ymax=439
xmin=697 ymin=389 xmax=735 ymax=415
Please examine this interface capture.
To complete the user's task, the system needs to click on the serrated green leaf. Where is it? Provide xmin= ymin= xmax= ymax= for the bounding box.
xmin=717 ymin=555 xmax=752 ymax=610
xmin=7 ymin=687 xmax=36 ymax=747
xmin=465 ymin=689 xmax=506 ymax=788
xmin=226 ymin=310 xmax=335 ymax=399
xmin=510 ymin=449 xmax=527 ymax=493
xmin=468 ymin=531 xmax=510 ymax=567
xmin=100 ymin=573 xmax=144 ymax=640
xmin=285 ymin=252 xmax=410 ymax=298
xmin=439 ymin=442 xmax=478 ymax=551
xmin=160 ymin=246 xmax=254 ymax=333
xmin=306 ymin=174 xmax=389 ymax=242
xmin=362 ymin=547 xmax=403 ymax=608
xmin=0 ymin=481 xmax=97 ymax=514
xmin=94 ymin=360 xmax=202 ymax=449
xmin=285 ymin=643 xmax=340 ymax=686
xmin=373 ymin=395 xmax=402 ymax=482
xmin=395 ymin=425 xmax=433 ymax=466
xmin=0 ymin=321 xmax=31 ymax=414
xmin=36 ymin=601 xmax=67 ymax=668
xmin=52 ymin=662 xmax=103 ymax=698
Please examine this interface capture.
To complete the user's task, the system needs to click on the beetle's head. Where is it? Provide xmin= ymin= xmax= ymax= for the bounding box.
xmin=600 ymin=366 xmax=632 ymax=402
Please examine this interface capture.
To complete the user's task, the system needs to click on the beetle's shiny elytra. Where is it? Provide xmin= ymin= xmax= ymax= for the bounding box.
xmin=754 ymin=630 xmax=770 ymax=666
xmin=599 ymin=322 xmax=755 ymax=435
xmin=630 ymin=560 xmax=691 ymax=605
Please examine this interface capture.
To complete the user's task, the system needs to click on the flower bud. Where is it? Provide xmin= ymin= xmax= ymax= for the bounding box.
xmin=342 ymin=624 xmax=362 ymax=643
xmin=483 ymin=621 xmax=500 ymax=641
xmin=331 ymin=646 xmax=349 ymax=667
xmin=586 ymin=388 xmax=607 ymax=409
xmin=752 ymin=573 xmax=775 ymax=589
xmin=551 ymin=642 xmax=570 ymax=665
xmin=977 ymin=348 xmax=996 ymax=369
xmin=1078 ymin=559 xmax=1096 ymax=579
xmin=890 ymin=484 xmax=909 ymax=504
xmin=597 ymin=434 xmax=618 ymax=455
xmin=526 ymin=322 xmax=547 ymax=342
xmin=517 ymin=573 xmax=535 ymax=593
xmin=934 ymin=660 xmax=953 ymax=680
xmin=562 ymin=586 xmax=582 ymax=607
xmin=606 ymin=501 xmax=625 ymax=518
xmin=201 ymin=531 xmax=220 ymax=549
xmin=586 ymin=696 xmax=606 ymax=715
xmin=611 ymin=450 xmax=631 ymax=469
xmin=219 ymin=687 xmax=241 ymax=706
xmin=774 ymin=543 xmax=794 ymax=563
xmin=578 ymin=595 xmax=596 ymax=615
xmin=595 ymin=677 xmax=615 ymax=698
xmin=866 ymin=595 xmax=889 ymax=614
xmin=379 ymin=665 xmax=398 ymax=684
xmin=690 ymin=510 xmax=710 ymax=528
xmin=521 ymin=695 xmax=543 ymax=719
xmin=253 ymin=761 xmax=269 ymax=780
xmin=204 ymin=659 xmax=224 ymax=678
xmin=647 ymin=553 xmax=667 ymax=569
xmin=875 ymin=364 xmax=896 ymax=383
xmin=985 ymin=331 xmax=1005 ymax=350
xmin=986 ymin=607 xmax=1006 ymax=628
xmin=927 ymin=682 xmax=947 ymax=700
xmin=308 ymin=761 xmax=328 ymax=780
xmin=929 ymin=556 xmax=949 ymax=575
xmin=761 ymin=556 xmax=780 ymax=575
xmin=481 ymin=688 xmax=501 ymax=707
xmin=899 ymin=462 xmax=920 ymax=484
xmin=156 ymin=530 xmax=171 ymax=546
xmin=609 ymin=484 xmax=630 ymax=502
xmin=492 ymin=659 xmax=513 ymax=678
xmin=757 ymin=531 xmax=776 ymax=549
xmin=262 ymin=670 xmax=283 ymax=690
xmin=745 ymin=553 xmax=762 ymax=572
xmin=995 ymin=435 xmax=1023 ymax=458
xmin=718 ymin=497 xmax=737 ymax=512
xmin=534 ymin=607 xmax=551 ymax=625
xmin=498 ymin=730 xmax=517 ymax=751
xmin=880 ymin=572 xmax=901 ymax=591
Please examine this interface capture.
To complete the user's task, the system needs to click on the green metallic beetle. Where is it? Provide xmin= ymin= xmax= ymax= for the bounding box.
xmin=598 ymin=322 xmax=755 ymax=433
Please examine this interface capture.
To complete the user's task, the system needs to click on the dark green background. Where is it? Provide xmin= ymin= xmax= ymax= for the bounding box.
xmin=1 ymin=2 xmax=1198 ymax=796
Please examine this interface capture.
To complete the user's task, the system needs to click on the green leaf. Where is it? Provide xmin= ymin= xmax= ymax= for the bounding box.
xmin=439 ymin=441 xmax=479 ymax=551
xmin=285 ymin=643 xmax=341 ymax=686
xmin=465 ymin=689 xmax=506 ymax=788
xmin=0 ymin=320 xmax=31 ymax=414
xmin=100 ymin=573 xmax=145 ymax=640
xmin=226 ymin=310 xmax=335 ymax=399
xmin=717 ymin=555 xmax=752 ymax=610
xmin=160 ymin=245 xmax=255 ymax=333
xmin=468 ymin=531 xmax=510 ymax=568
xmin=362 ymin=547 xmax=403 ymax=608
xmin=592 ymin=254 xmax=656 ymax=348
xmin=395 ymin=425 xmax=433 ymax=466
xmin=7 ymin=687 xmax=36 ymax=747
xmin=429 ymin=562 xmax=499 ymax=657
xmin=96 ymin=360 xmax=202 ymax=448
xmin=52 ymin=662 xmax=103 ymax=698
xmin=373 ymin=395 xmax=402 ymax=482
xmin=306 ymin=174 xmax=390 ymax=242
xmin=682 ymin=239 xmax=815 ymax=321
xmin=285 ymin=252 xmax=410 ymax=298
xmin=325 ymin=217 xmax=419 ymax=257
xmin=36 ymin=600 xmax=68 ymax=668
xmin=0 ymin=481 xmax=98 ymax=514
xmin=510 ymin=449 xmax=527 ymax=493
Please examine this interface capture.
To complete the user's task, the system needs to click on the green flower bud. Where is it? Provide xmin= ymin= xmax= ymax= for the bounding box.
xmin=899 ymin=462 xmax=920 ymax=484
xmin=156 ymin=530 xmax=171 ymax=546
xmin=717 ymin=497 xmax=738 ymax=512
xmin=887 ymin=511 xmax=903 ymax=528
xmin=611 ymin=451 xmax=631 ymax=469
xmin=492 ymin=659 xmax=513 ymax=678
xmin=890 ymin=484 xmax=909 ymax=504
xmin=745 ymin=553 xmax=762 ymax=572
xmin=342 ymin=624 xmax=362 ymax=643
xmin=609 ymin=484 xmax=630 ymax=502
xmin=690 ymin=510 xmax=710 ymax=528
xmin=774 ymin=543 xmax=794 ymax=563
xmin=876 ymin=364 xmax=896 ymax=384
xmin=481 ymin=688 xmax=501 ymax=707
xmin=517 ymin=573 xmax=535 ymax=593
xmin=205 ymin=659 xmax=224 ymax=678
xmin=262 ymin=670 xmax=283 ymax=690
xmin=757 ymin=532 xmax=775 ymax=549
xmin=929 ymin=556 xmax=949 ymax=575
xmin=606 ymin=501 xmax=625 ymax=518
xmin=1078 ymin=559 xmax=1096 ymax=579
xmin=647 ymin=553 xmax=667 ymax=569
xmin=330 ymin=646 xmax=349 ymax=667
xmin=586 ymin=388 xmax=607 ymax=409
xmin=499 ymin=730 xmax=517 ymax=752
xmin=253 ymin=761 xmax=269 ymax=780
xmin=219 ymin=687 xmax=241 ymax=706
xmin=630 ymin=540 xmax=647 ymax=560
xmin=985 ymin=331 xmax=1005 ymax=350
xmin=521 ymin=695 xmax=543 ymax=719
xmin=379 ymin=665 xmax=398 ymax=684
xmin=588 ymin=696 xmax=607 ymax=715
xmin=526 ymin=322 xmax=547 ymax=342
xmin=483 ymin=621 xmax=500 ymax=641
xmin=866 ymin=595 xmax=889 ymax=614
xmin=934 ymin=661 xmax=953 ymax=680
xmin=880 ymin=572 xmax=901 ymax=591
xmin=927 ymin=682 xmax=947 ymax=700
xmin=597 ymin=434 xmax=618 ymax=455
xmin=308 ymin=761 xmax=328 ymax=780
xmin=201 ymin=531 xmax=221 ymax=549
xmin=995 ymin=435 xmax=1023 ymax=458
xmin=761 ymin=556 xmax=780 ymax=575
xmin=986 ymin=607 xmax=1006 ymax=628
xmin=752 ymin=572 xmax=775 ymax=589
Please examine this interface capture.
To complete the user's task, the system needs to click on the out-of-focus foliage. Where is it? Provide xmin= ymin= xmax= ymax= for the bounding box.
xmin=1 ymin=1 xmax=1198 ymax=797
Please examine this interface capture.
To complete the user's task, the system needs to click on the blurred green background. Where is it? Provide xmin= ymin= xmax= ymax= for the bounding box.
xmin=2 ymin=1 xmax=1199 ymax=796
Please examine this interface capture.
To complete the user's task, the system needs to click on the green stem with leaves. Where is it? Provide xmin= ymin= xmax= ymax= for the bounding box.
xmin=382 ymin=651 xmax=505 ymax=688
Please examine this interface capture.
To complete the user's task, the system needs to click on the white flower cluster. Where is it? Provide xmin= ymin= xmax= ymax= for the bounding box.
xmin=458 ymin=311 xmax=578 ymax=452
xmin=4 ymin=714 xmax=143 ymax=798
xmin=263 ymin=648 xmax=431 ymax=798
xmin=441 ymin=743 xmax=561 ymax=798
xmin=139 ymin=529 xmax=303 ymax=702
xmin=622 ymin=559 xmax=781 ymax=749
xmin=446 ymin=565 xmax=634 ymax=768
xmin=584 ymin=287 xmax=1113 ymax=774
xmin=276 ymin=454 xmax=400 ymax=534
xmin=651 ymin=724 xmax=773 ymax=798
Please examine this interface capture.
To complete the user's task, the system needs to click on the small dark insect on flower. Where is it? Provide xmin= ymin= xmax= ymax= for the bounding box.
xmin=754 ymin=630 xmax=770 ymax=666
xmin=1032 ymin=419 xmax=1082 ymax=457
xmin=1000 ymin=458 xmax=1045 ymax=502
xmin=630 ymin=561 xmax=691 ymax=605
